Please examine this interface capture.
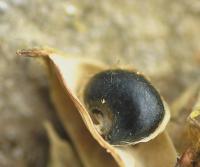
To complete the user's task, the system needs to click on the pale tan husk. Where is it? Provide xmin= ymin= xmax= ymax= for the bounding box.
xmin=44 ymin=121 xmax=82 ymax=167
xmin=18 ymin=48 xmax=177 ymax=167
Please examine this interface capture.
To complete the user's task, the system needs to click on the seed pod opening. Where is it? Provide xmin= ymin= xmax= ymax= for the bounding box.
xmin=18 ymin=49 xmax=177 ymax=167
xmin=83 ymin=69 xmax=168 ymax=145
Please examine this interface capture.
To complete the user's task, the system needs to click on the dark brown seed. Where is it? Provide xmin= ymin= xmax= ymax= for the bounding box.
xmin=84 ymin=69 xmax=165 ymax=145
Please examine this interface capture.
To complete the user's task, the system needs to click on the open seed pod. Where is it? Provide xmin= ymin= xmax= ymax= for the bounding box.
xmin=18 ymin=48 xmax=177 ymax=167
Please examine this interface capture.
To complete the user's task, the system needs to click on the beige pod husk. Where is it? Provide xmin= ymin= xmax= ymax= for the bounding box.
xmin=18 ymin=48 xmax=177 ymax=167
xmin=44 ymin=121 xmax=82 ymax=167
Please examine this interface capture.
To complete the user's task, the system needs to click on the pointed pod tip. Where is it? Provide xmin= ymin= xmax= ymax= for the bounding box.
xmin=16 ymin=48 xmax=55 ymax=57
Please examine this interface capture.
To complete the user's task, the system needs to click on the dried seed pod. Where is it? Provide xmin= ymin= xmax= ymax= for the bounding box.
xmin=18 ymin=48 xmax=177 ymax=167
xmin=83 ymin=69 xmax=167 ymax=145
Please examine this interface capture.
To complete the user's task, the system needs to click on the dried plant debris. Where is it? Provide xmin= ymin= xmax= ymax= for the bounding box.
xmin=175 ymin=93 xmax=200 ymax=167
xmin=18 ymin=48 xmax=177 ymax=167
xmin=176 ymin=147 xmax=199 ymax=167
xmin=168 ymin=84 xmax=200 ymax=152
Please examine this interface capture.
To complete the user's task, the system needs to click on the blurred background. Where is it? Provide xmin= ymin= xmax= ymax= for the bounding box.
xmin=0 ymin=0 xmax=200 ymax=166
